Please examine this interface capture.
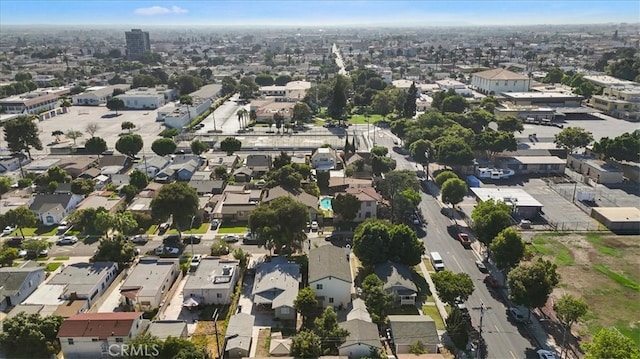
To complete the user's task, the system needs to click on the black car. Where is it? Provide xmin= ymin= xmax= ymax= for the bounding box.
xmin=6 ymin=237 xmax=23 ymax=248
xmin=183 ymin=235 xmax=202 ymax=244
xmin=163 ymin=235 xmax=181 ymax=246
xmin=324 ymin=234 xmax=342 ymax=241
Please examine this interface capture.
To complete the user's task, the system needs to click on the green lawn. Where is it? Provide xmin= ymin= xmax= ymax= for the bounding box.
xmin=531 ymin=234 xmax=575 ymax=266
xmin=422 ymin=305 xmax=445 ymax=330
xmin=217 ymin=224 xmax=247 ymax=234
xmin=44 ymin=262 xmax=63 ymax=272
xmin=347 ymin=114 xmax=385 ymax=124
xmin=53 ymin=256 xmax=70 ymax=261
xmin=389 ymin=305 xmax=419 ymax=315
xmin=12 ymin=226 xmax=58 ymax=237
xmin=165 ymin=223 xmax=209 ymax=235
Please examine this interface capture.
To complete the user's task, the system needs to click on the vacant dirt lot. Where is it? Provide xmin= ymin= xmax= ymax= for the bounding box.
xmin=530 ymin=232 xmax=640 ymax=347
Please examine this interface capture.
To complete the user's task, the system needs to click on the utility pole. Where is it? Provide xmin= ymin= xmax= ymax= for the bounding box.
xmin=473 ymin=302 xmax=491 ymax=359
xmin=212 ymin=308 xmax=220 ymax=359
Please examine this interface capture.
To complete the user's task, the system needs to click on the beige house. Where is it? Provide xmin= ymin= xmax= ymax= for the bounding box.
xmin=471 ymin=68 xmax=531 ymax=95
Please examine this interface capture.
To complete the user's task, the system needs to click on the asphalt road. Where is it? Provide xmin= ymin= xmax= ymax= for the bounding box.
xmin=377 ymin=127 xmax=539 ymax=359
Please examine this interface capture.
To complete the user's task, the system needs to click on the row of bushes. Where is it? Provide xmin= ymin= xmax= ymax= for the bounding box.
xmin=186 ymin=93 xmax=234 ymax=129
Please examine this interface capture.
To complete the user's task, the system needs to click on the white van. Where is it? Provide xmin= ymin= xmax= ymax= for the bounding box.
xmin=430 ymin=252 xmax=445 ymax=271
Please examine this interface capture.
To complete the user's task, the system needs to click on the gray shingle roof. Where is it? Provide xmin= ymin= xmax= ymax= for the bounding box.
xmin=0 ymin=267 xmax=44 ymax=297
xmin=225 ymin=313 xmax=255 ymax=352
xmin=29 ymin=193 xmax=73 ymax=212
xmin=346 ymin=298 xmax=372 ymax=322
xmin=339 ymin=319 xmax=382 ymax=350
xmin=374 ymin=262 xmax=417 ymax=294
xmin=252 ymin=257 xmax=300 ymax=309
xmin=308 ymin=245 xmax=351 ymax=284
xmin=388 ymin=315 xmax=439 ymax=348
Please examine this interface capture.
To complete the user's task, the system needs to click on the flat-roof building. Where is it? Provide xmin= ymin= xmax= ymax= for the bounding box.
xmin=567 ymin=154 xmax=625 ymax=184
xmin=120 ymin=257 xmax=179 ymax=311
xmin=0 ymin=87 xmax=70 ymax=117
xmin=591 ymin=207 xmax=640 ymax=234
xmin=470 ymin=187 xmax=543 ymax=219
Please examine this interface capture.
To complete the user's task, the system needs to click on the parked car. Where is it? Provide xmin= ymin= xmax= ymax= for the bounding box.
xmin=3 ymin=226 xmax=15 ymax=235
xmin=223 ymin=234 xmax=239 ymax=243
xmin=158 ymin=223 xmax=170 ymax=234
xmin=57 ymin=221 xmax=69 ymax=233
xmin=509 ymin=307 xmax=526 ymax=323
xmin=243 ymin=233 xmax=260 ymax=245
xmin=458 ymin=233 xmax=471 ymax=248
xmin=165 ymin=247 xmax=180 ymax=255
xmin=17 ymin=249 xmax=27 ymax=257
xmin=325 ymin=234 xmax=342 ymax=241
xmin=130 ymin=235 xmax=149 ymax=244
xmin=39 ymin=248 xmax=49 ymax=257
xmin=475 ymin=260 xmax=487 ymax=272
xmin=6 ymin=237 xmax=23 ymax=247
xmin=183 ymin=235 xmax=202 ymax=244
xmin=210 ymin=219 xmax=220 ymax=229
xmin=190 ymin=255 xmax=202 ymax=271
xmin=536 ymin=349 xmax=557 ymax=359
xmin=163 ymin=235 xmax=181 ymax=245
xmin=310 ymin=221 xmax=319 ymax=231
xmin=56 ymin=236 xmax=78 ymax=245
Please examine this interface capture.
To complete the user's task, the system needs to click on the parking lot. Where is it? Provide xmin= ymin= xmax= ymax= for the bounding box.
xmin=32 ymin=105 xmax=166 ymax=157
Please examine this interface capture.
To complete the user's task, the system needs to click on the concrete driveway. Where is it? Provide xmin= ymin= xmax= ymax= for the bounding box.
xmin=160 ymin=274 xmax=198 ymax=335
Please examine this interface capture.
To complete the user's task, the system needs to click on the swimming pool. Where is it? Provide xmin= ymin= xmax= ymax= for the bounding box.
xmin=320 ymin=196 xmax=333 ymax=211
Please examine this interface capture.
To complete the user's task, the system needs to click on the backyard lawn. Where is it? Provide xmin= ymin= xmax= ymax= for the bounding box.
xmin=530 ymin=232 xmax=640 ymax=346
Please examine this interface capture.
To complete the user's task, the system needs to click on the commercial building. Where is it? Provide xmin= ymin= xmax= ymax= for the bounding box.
xmin=567 ymin=154 xmax=625 ymax=184
xmin=0 ymin=87 xmax=70 ymax=118
xmin=496 ymin=156 xmax=566 ymax=176
xmin=259 ymin=80 xmax=311 ymax=102
xmin=591 ymin=207 xmax=640 ymax=234
xmin=116 ymin=86 xmax=178 ymax=110
xmin=470 ymin=187 xmax=543 ymax=219
xmin=125 ymin=29 xmax=151 ymax=61
xmin=588 ymin=85 xmax=640 ymax=121
xmin=72 ymin=85 xmax=130 ymax=106
xmin=435 ymin=79 xmax=473 ymax=97
xmin=471 ymin=68 xmax=531 ymax=95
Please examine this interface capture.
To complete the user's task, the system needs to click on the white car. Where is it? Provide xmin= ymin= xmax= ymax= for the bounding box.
xmin=57 ymin=221 xmax=69 ymax=232
xmin=166 ymin=247 xmax=180 ymax=255
xmin=57 ymin=236 xmax=78 ymax=245
xmin=17 ymin=249 xmax=27 ymax=257
xmin=223 ymin=234 xmax=239 ymax=243
xmin=310 ymin=221 xmax=319 ymax=231
xmin=190 ymin=255 xmax=202 ymax=270
xmin=3 ymin=226 xmax=15 ymax=235
xmin=39 ymin=248 xmax=49 ymax=257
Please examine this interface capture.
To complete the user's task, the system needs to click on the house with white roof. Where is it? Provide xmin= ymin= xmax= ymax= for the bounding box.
xmin=120 ymin=257 xmax=179 ymax=311
xmin=471 ymin=68 xmax=531 ymax=95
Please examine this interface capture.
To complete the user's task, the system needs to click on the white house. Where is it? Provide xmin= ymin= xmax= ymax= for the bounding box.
xmin=183 ymin=259 xmax=240 ymax=305
xmin=311 ymin=147 xmax=340 ymax=171
xmin=48 ymin=262 xmax=119 ymax=307
xmin=436 ymin=79 xmax=473 ymax=97
xmin=308 ymin=246 xmax=352 ymax=308
xmin=338 ymin=319 xmax=382 ymax=358
xmin=341 ymin=187 xmax=382 ymax=222
xmin=471 ymin=68 xmax=531 ymax=95
xmin=72 ymin=85 xmax=130 ymax=106
xmin=57 ymin=312 xmax=144 ymax=359
xmin=28 ymin=193 xmax=84 ymax=225
xmin=0 ymin=266 xmax=46 ymax=310
xmin=157 ymin=97 xmax=212 ymax=129
xmin=120 ymin=258 xmax=179 ymax=311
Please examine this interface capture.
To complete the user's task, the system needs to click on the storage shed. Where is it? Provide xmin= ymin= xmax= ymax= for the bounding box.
xmin=591 ymin=207 xmax=640 ymax=234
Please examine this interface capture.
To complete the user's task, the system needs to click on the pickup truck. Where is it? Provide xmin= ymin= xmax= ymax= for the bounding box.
xmin=457 ymin=233 xmax=471 ymax=248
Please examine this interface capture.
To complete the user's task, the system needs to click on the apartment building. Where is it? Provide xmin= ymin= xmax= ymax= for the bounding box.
xmin=125 ymin=29 xmax=151 ymax=61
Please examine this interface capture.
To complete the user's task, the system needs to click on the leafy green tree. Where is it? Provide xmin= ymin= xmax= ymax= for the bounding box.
xmin=264 ymin=164 xmax=303 ymax=189
xmin=441 ymin=94 xmax=469 ymax=114
xmin=471 ymin=199 xmax=513 ymax=246
xmin=150 ymin=183 xmax=199 ymax=232
xmin=160 ymin=128 xmax=180 ymax=138
xmin=508 ymin=258 xmax=560 ymax=320
xmin=4 ymin=206 xmax=37 ymax=239
xmin=65 ymin=130 xmax=83 ymax=145
xmin=434 ymin=137 xmax=474 ymax=167
xmin=93 ymin=234 xmax=137 ymax=268
xmin=220 ymin=137 xmax=242 ymax=155
xmin=313 ymin=306 xmax=349 ymax=354
xmin=607 ymin=57 xmax=640 ymax=81
xmin=387 ymin=223 xmax=425 ymax=266
xmin=554 ymin=127 xmax=594 ymax=154
xmin=190 ymin=139 xmax=208 ymax=155
xmin=106 ymin=97 xmax=125 ymax=115
xmin=294 ymin=287 xmax=319 ymax=329
xmin=70 ymin=178 xmax=95 ymax=195
xmin=0 ymin=177 xmax=11 ymax=199
xmin=543 ymin=67 xmax=565 ymax=83
xmin=170 ymin=74 xmax=204 ymax=95
xmin=0 ymin=247 xmax=19 ymax=267
xmin=431 ymin=270 xmax=475 ymax=306
xmin=213 ymin=165 xmax=228 ymax=180
xmin=593 ymin=131 xmax=640 ymax=162
xmin=249 ymin=196 xmax=309 ymax=255
xmin=361 ymin=273 xmax=394 ymax=326
xmin=112 ymin=211 xmax=139 ymax=235
xmin=446 ymin=307 xmax=470 ymax=350
xmin=129 ymin=169 xmax=149 ymax=191
xmin=409 ymin=139 xmax=434 ymax=164
xmin=480 ymin=96 xmax=499 ymax=112
xmin=51 ymin=130 xmax=64 ymax=143
xmin=0 ymin=312 xmax=63 ymax=358
xmin=583 ymin=327 xmax=640 ymax=359
xmin=328 ymin=75 xmax=349 ymax=123
xmin=273 ymin=151 xmax=292 ymax=169
xmin=275 ymin=74 xmax=293 ymax=86
xmin=67 ymin=207 xmax=108 ymax=234
xmin=293 ymin=102 xmax=313 ymax=124
xmin=290 ymin=330 xmax=322 ymax=358
xmin=255 ymin=73 xmax=274 ymax=86
xmin=370 ymin=146 xmax=388 ymax=157
xmin=23 ymin=238 xmax=51 ymax=258
xmin=332 ymin=193 xmax=361 ymax=222
xmin=495 ymin=116 xmax=524 ymax=133
xmin=3 ymin=116 xmax=43 ymax=159
xmin=115 ymin=134 xmax=143 ymax=158
xmin=434 ymin=170 xmax=458 ymax=187
xmin=554 ymin=293 xmax=588 ymax=350
xmin=353 ymin=220 xmax=391 ymax=266
xmin=220 ymin=76 xmax=237 ymax=96
xmin=441 ymin=178 xmax=467 ymax=207
xmin=375 ymin=170 xmax=419 ymax=223
xmin=119 ymin=184 xmax=138 ymax=203
xmin=371 ymin=89 xmax=395 ymax=118
xmin=403 ymin=82 xmax=418 ymax=118
xmin=122 ymin=333 xmax=163 ymax=358
xmin=84 ymin=136 xmax=107 ymax=155
xmin=132 ymin=74 xmax=159 ymax=88
xmin=489 ymin=227 xmax=525 ymax=272
xmin=17 ymin=178 xmax=32 ymax=189
xmin=160 ymin=336 xmax=205 ymax=358
xmin=151 ymin=138 xmax=177 ymax=156
xmin=409 ymin=341 xmax=427 ymax=355
xmin=121 ymin=121 xmax=136 ymax=133
xmin=474 ymin=131 xmax=518 ymax=162
xmin=371 ymin=155 xmax=396 ymax=174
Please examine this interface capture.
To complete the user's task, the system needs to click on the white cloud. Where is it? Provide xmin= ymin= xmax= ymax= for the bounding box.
xmin=134 ymin=5 xmax=188 ymax=16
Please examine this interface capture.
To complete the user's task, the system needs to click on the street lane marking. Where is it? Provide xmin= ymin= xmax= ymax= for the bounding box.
xmin=451 ymin=255 xmax=464 ymax=272
xmin=510 ymin=351 xmax=516 ymax=359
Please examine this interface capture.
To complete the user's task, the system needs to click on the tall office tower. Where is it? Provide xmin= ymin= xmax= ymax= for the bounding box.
xmin=125 ymin=29 xmax=151 ymax=61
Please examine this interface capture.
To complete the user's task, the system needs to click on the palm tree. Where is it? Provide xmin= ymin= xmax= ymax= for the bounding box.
xmin=236 ymin=108 xmax=248 ymax=130
xmin=180 ymin=95 xmax=193 ymax=124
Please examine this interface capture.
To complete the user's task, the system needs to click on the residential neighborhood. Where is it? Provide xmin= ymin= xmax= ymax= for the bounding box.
xmin=0 ymin=2 xmax=639 ymax=359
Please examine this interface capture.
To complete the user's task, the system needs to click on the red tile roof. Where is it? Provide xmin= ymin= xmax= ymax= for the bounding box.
xmin=57 ymin=312 xmax=141 ymax=339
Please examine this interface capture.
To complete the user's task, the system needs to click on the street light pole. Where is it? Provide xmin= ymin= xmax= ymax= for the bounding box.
xmin=424 ymin=150 xmax=430 ymax=180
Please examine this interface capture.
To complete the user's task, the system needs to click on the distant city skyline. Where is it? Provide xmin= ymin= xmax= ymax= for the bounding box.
xmin=0 ymin=1 xmax=638 ymax=27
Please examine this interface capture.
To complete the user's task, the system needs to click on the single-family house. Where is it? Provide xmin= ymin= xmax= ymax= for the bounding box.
xmin=110 ymin=174 xmax=130 ymax=187
xmin=388 ymin=315 xmax=440 ymax=354
xmin=374 ymin=262 xmax=417 ymax=306
xmin=156 ymin=155 xmax=201 ymax=182
xmin=0 ymin=265 xmax=46 ymax=310
xmin=225 ymin=313 xmax=255 ymax=358
xmin=77 ymin=167 xmax=101 ymax=180
xmin=346 ymin=298 xmax=372 ymax=322
xmin=126 ymin=197 xmax=153 ymax=214
xmin=188 ymin=179 xmax=226 ymax=196
xmin=0 ymin=155 xmax=29 ymax=173
xmin=215 ymin=191 xmax=261 ymax=222
xmin=341 ymin=187 xmax=382 ymax=221
xmin=339 ymin=319 xmax=382 ymax=358
xmin=308 ymin=246 xmax=352 ymax=308
xmin=183 ymin=259 xmax=240 ymax=305
xmin=48 ymin=262 xmax=119 ymax=307
xmin=252 ymin=257 xmax=300 ymax=321
xmin=120 ymin=258 xmax=179 ymax=311
xmin=28 ymin=193 xmax=84 ymax=225
xmin=311 ymin=147 xmax=341 ymax=171
xmin=232 ymin=166 xmax=253 ymax=183
xmin=98 ymin=155 xmax=131 ymax=177
xmin=205 ymin=154 xmax=239 ymax=172
xmin=55 ymin=156 xmax=100 ymax=178
xmin=328 ymin=177 xmax=374 ymax=192
xmin=245 ymin=154 xmax=272 ymax=177
xmin=76 ymin=194 xmax=124 ymax=213
xmin=18 ymin=282 xmax=90 ymax=318
xmin=146 ymin=320 xmax=188 ymax=340
xmin=57 ymin=312 xmax=144 ymax=359
xmin=135 ymin=156 xmax=170 ymax=179
xmin=262 ymin=186 xmax=318 ymax=220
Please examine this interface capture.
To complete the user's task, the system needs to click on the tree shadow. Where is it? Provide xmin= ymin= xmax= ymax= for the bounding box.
xmin=101 ymin=113 xmax=121 ymax=119
xmin=411 ymin=268 xmax=431 ymax=301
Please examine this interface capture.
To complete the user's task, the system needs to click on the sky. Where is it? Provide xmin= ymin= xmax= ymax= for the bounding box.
xmin=0 ymin=0 xmax=638 ymax=27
